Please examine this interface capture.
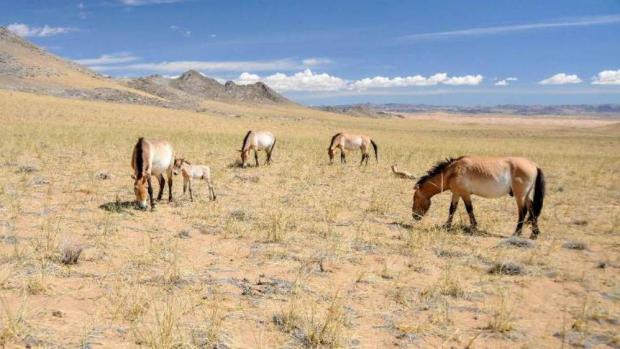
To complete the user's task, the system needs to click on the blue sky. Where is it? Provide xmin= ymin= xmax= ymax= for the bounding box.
xmin=2 ymin=0 xmax=620 ymax=105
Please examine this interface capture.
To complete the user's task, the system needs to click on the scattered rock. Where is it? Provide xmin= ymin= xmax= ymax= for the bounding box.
xmin=178 ymin=230 xmax=191 ymax=239
xmin=488 ymin=261 xmax=525 ymax=276
xmin=96 ymin=171 xmax=112 ymax=180
xmin=597 ymin=261 xmax=607 ymax=269
xmin=498 ymin=236 xmax=534 ymax=249
xmin=229 ymin=209 xmax=249 ymax=221
xmin=17 ymin=164 xmax=38 ymax=173
xmin=562 ymin=240 xmax=587 ymax=251
xmin=234 ymin=174 xmax=260 ymax=183
xmin=572 ymin=219 xmax=588 ymax=226
xmin=52 ymin=310 xmax=63 ymax=318
xmin=436 ymin=249 xmax=466 ymax=258
xmin=2 ymin=235 xmax=18 ymax=245
xmin=30 ymin=176 xmax=50 ymax=185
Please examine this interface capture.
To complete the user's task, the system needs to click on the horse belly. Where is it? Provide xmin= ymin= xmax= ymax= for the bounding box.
xmin=150 ymin=148 xmax=173 ymax=174
xmin=255 ymin=134 xmax=273 ymax=150
xmin=466 ymin=173 xmax=511 ymax=198
xmin=344 ymin=137 xmax=362 ymax=150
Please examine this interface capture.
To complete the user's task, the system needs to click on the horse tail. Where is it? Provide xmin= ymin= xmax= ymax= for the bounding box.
xmin=532 ymin=167 xmax=545 ymax=219
xmin=270 ymin=136 xmax=276 ymax=151
xmin=241 ymin=130 xmax=252 ymax=151
xmin=329 ymin=132 xmax=342 ymax=150
xmin=134 ymin=137 xmax=145 ymax=178
xmin=370 ymin=139 xmax=378 ymax=162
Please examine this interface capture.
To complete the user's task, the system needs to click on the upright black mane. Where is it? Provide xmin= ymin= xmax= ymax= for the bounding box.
xmin=329 ymin=132 xmax=342 ymax=148
xmin=415 ymin=156 xmax=464 ymax=186
xmin=134 ymin=137 xmax=145 ymax=179
xmin=241 ymin=130 xmax=252 ymax=151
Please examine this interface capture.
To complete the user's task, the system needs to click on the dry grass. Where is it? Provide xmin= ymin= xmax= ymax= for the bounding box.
xmin=0 ymin=89 xmax=619 ymax=348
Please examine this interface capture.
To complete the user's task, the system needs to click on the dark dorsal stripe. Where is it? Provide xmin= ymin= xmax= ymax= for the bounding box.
xmin=241 ymin=130 xmax=252 ymax=151
xmin=329 ymin=132 xmax=342 ymax=148
xmin=135 ymin=137 xmax=145 ymax=179
xmin=416 ymin=156 xmax=465 ymax=186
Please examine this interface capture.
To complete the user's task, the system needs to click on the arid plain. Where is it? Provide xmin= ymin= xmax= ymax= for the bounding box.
xmin=1 ymin=88 xmax=619 ymax=348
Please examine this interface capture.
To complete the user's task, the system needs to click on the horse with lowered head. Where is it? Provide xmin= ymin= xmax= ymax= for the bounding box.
xmin=412 ymin=156 xmax=545 ymax=239
xmin=328 ymin=132 xmax=378 ymax=165
xmin=131 ymin=137 xmax=175 ymax=210
xmin=239 ymin=130 xmax=276 ymax=168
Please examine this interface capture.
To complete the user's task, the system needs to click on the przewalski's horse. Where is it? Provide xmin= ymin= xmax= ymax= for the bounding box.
xmin=239 ymin=130 xmax=276 ymax=168
xmin=131 ymin=137 xmax=174 ymax=210
xmin=328 ymin=133 xmax=378 ymax=165
xmin=412 ymin=156 xmax=545 ymax=239
xmin=172 ymin=158 xmax=217 ymax=201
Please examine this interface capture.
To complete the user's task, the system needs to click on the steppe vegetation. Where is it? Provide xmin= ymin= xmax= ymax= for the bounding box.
xmin=0 ymin=90 xmax=619 ymax=348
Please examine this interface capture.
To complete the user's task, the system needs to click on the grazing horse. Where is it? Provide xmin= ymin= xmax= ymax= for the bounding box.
xmin=239 ymin=130 xmax=276 ymax=168
xmin=391 ymin=164 xmax=416 ymax=179
xmin=172 ymin=158 xmax=217 ymax=201
xmin=328 ymin=133 xmax=378 ymax=165
xmin=131 ymin=137 xmax=174 ymax=210
xmin=412 ymin=156 xmax=545 ymax=239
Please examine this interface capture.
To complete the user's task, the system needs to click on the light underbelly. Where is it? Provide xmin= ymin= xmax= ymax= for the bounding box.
xmin=255 ymin=134 xmax=273 ymax=150
xmin=344 ymin=137 xmax=362 ymax=150
xmin=150 ymin=149 xmax=173 ymax=174
xmin=465 ymin=174 xmax=511 ymax=198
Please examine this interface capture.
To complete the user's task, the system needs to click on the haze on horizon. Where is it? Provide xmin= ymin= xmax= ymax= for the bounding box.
xmin=1 ymin=0 xmax=619 ymax=106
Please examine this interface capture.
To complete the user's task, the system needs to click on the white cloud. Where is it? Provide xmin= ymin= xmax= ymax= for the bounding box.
xmin=87 ymin=59 xmax=302 ymax=73
xmin=7 ymin=23 xmax=76 ymax=37
xmin=539 ymin=73 xmax=582 ymax=85
xmin=302 ymin=58 xmax=332 ymax=67
xmin=119 ymin=0 xmax=183 ymax=5
xmin=74 ymin=52 xmax=140 ymax=65
xmin=351 ymin=73 xmax=482 ymax=90
xmin=236 ymin=70 xmax=484 ymax=92
xmin=400 ymin=15 xmax=620 ymax=42
xmin=169 ymin=25 xmax=191 ymax=37
xmin=495 ymin=77 xmax=518 ymax=86
xmin=236 ymin=69 xmax=348 ymax=92
xmin=591 ymin=69 xmax=620 ymax=85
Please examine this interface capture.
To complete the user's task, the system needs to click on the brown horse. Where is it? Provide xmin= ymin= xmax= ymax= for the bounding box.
xmin=328 ymin=133 xmax=378 ymax=165
xmin=239 ymin=130 xmax=276 ymax=168
xmin=131 ymin=137 xmax=175 ymax=210
xmin=412 ymin=156 xmax=545 ymax=239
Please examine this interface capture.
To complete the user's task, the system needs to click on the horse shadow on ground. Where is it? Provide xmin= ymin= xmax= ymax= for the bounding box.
xmin=385 ymin=220 xmax=505 ymax=238
xmin=99 ymin=200 xmax=137 ymax=215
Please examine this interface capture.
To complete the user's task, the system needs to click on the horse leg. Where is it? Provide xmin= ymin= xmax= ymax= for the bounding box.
xmin=255 ymin=150 xmax=259 ymax=167
xmin=365 ymin=153 xmax=370 ymax=166
xmin=513 ymin=195 xmax=527 ymax=236
xmin=359 ymin=152 xmax=365 ymax=166
xmin=157 ymin=174 xmax=165 ymax=201
xmin=189 ymin=180 xmax=194 ymax=202
xmin=167 ymin=170 xmax=173 ymax=202
xmin=183 ymin=176 xmax=188 ymax=195
xmin=341 ymin=150 xmax=346 ymax=164
xmin=462 ymin=194 xmax=478 ymax=230
xmin=444 ymin=193 xmax=460 ymax=229
xmin=147 ymin=176 xmax=155 ymax=209
xmin=526 ymin=198 xmax=541 ymax=239
xmin=207 ymin=178 xmax=216 ymax=200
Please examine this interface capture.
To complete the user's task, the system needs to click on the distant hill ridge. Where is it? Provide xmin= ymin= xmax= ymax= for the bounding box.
xmin=318 ymin=103 xmax=620 ymax=117
xmin=0 ymin=26 xmax=292 ymax=109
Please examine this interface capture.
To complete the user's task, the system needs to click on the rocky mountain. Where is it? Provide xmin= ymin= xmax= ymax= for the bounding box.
xmin=0 ymin=26 xmax=292 ymax=109
xmin=123 ymin=70 xmax=292 ymax=107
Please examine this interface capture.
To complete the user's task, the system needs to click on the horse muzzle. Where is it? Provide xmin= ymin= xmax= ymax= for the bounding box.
xmin=138 ymin=201 xmax=148 ymax=210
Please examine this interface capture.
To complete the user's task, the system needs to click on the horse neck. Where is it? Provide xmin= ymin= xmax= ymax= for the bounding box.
xmin=420 ymin=173 xmax=449 ymax=198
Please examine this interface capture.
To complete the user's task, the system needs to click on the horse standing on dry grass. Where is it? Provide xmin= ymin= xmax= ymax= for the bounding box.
xmin=412 ymin=156 xmax=545 ymax=239
xmin=131 ymin=137 xmax=174 ymax=210
xmin=328 ymin=132 xmax=378 ymax=165
xmin=172 ymin=158 xmax=217 ymax=201
xmin=239 ymin=130 xmax=276 ymax=168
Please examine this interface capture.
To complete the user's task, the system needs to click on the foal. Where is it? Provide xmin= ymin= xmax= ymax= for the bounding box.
xmin=131 ymin=137 xmax=174 ymax=210
xmin=239 ymin=130 xmax=276 ymax=168
xmin=412 ymin=156 xmax=545 ymax=239
xmin=172 ymin=159 xmax=217 ymax=201
xmin=328 ymin=133 xmax=378 ymax=165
